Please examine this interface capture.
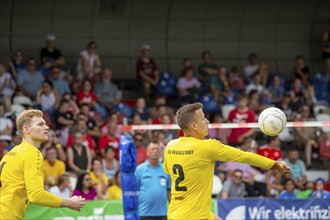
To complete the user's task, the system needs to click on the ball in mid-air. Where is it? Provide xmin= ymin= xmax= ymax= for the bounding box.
xmin=258 ymin=107 xmax=287 ymax=136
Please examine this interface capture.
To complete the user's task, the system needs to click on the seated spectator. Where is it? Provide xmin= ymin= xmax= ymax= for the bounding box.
xmin=221 ymin=169 xmax=246 ymax=198
xmin=16 ymin=57 xmax=44 ymax=100
xmin=0 ymin=103 xmax=14 ymax=142
xmin=43 ymin=147 xmax=66 ymax=189
xmin=267 ymin=169 xmax=284 ymax=198
xmin=244 ymin=53 xmax=259 ymax=80
xmin=257 ymin=136 xmax=282 ymax=161
xmin=132 ymin=97 xmax=150 ymax=122
xmin=76 ymin=59 xmax=93 ymax=82
xmin=8 ymin=50 xmax=26 ymax=75
xmin=106 ymin=171 xmax=122 ymax=200
xmin=0 ymin=62 xmax=16 ymax=111
xmin=278 ymin=179 xmax=296 ymax=199
xmin=62 ymin=92 xmax=80 ymax=115
xmin=310 ymin=178 xmax=330 ymax=199
xmin=40 ymin=34 xmax=66 ymax=76
xmin=35 ymin=80 xmax=60 ymax=117
xmin=177 ymin=66 xmax=201 ymax=105
xmin=197 ymin=51 xmax=218 ymax=90
xmin=134 ymin=133 xmax=147 ymax=165
xmin=275 ymin=91 xmax=298 ymax=121
xmin=248 ymin=89 xmax=261 ymax=114
xmin=291 ymin=54 xmax=310 ymax=86
xmin=49 ymin=66 xmax=70 ymax=96
xmin=296 ymin=181 xmax=314 ymax=199
xmin=284 ymin=148 xmax=307 ymax=190
xmin=246 ymin=71 xmax=264 ymax=94
xmin=98 ymin=121 xmax=120 ymax=159
xmin=66 ymin=131 xmax=92 ymax=174
xmin=225 ymin=162 xmax=266 ymax=197
xmin=227 ymin=94 xmax=256 ymax=146
xmin=94 ymin=67 xmax=121 ymax=113
xmin=268 ymin=74 xmax=285 ymax=105
xmin=148 ymin=96 xmax=174 ymax=120
xmin=222 ymin=86 xmax=238 ymax=106
xmin=208 ymin=113 xmax=229 ymax=144
xmin=259 ymin=63 xmax=270 ymax=87
xmin=210 ymin=66 xmax=229 ymax=102
xmin=76 ymin=111 xmax=101 ymax=142
xmin=290 ymin=78 xmax=317 ymax=106
xmin=76 ymin=41 xmax=102 ymax=79
xmin=136 ymin=44 xmax=159 ymax=102
xmin=294 ymin=104 xmax=318 ymax=168
xmin=40 ymin=129 xmax=66 ymax=161
xmin=160 ymin=113 xmax=178 ymax=143
xmin=151 ymin=104 xmax=173 ymax=125
xmin=73 ymin=172 xmax=102 ymax=200
xmin=49 ymin=173 xmax=72 ymax=198
xmin=89 ymin=157 xmax=108 ymax=195
xmin=102 ymin=146 xmax=119 ymax=182
xmin=228 ymin=65 xmax=245 ymax=93
xmin=76 ymin=79 xmax=97 ymax=108
xmin=2 ymin=133 xmax=21 ymax=156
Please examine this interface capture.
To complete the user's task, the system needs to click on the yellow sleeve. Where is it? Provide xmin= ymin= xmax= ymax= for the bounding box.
xmin=24 ymin=150 xmax=62 ymax=207
xmin=205 ymin=139 xmax=275 ymax=170
xmin=163 ymin=149 xmax=169 ymax=174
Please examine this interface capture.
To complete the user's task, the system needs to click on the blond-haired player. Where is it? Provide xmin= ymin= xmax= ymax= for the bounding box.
xmin=0 ymin=109 xmax=85 ymax=219
xmin=163 ymin=103 xmax=291 ymax=220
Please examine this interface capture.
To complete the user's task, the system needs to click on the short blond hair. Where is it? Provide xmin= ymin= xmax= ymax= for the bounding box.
xmin=16 ymin=109 xmax=43 ymax=136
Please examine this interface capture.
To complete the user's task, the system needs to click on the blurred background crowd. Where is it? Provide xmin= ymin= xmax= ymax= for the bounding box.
xmin=0 ymin=20 xmax=330 ymax=201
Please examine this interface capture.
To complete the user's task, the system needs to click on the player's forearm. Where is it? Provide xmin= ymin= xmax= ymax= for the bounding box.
xmin=28 ymin=189 xmax=62 ymax=207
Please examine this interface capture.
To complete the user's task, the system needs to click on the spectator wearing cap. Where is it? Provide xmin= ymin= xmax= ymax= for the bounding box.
xmin=244 ymin=53 xmax=259 ymax=79
xmin=136 ymin=44 xmax=159 ymax=102
xmin=16 ymin=57 xmax=44 ymax=100
xmin=284 ymin=148 xmax=307 ymax=190
xmin=310 ymin=178 xmax=330 ymax=199
xmin=278 ymin=179 xmax=296 ymax=199
xmin=40 ymin=34 xmax=65 ymax=76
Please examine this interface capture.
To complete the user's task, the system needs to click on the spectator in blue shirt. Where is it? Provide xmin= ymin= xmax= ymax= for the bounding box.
xmin=311 ymin=178 xmax=330 ymax=200
xmin=135 ymin=141 xmax=171 ymax=220
xmin=284 ymin=148 xmax=307 ymax=190
xmin=278 ymin=179 xmax=296 ymax=199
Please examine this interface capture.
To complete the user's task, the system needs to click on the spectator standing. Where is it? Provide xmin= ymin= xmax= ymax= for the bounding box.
xmin=40 ymin=34 xmax=65 ymax=76
xmin=278 ymin=179 xmax=296 ymax=199
xmin=73 ymin=172 xmax=102 ymax=200
xmin=16 ymin=57 xmax=44 ymax=100
xmin=49 ymin=173 xmax=72 ymax=198
xmin=244 ymin=53 xmax=259 ymax=79
xmin=221 ymin=169 xmax=246 ymax=198
xmin=310 ymin=178 xmax=330 ymax=199
xmin=284 ymin=148 xmax=307 ymax=190
xmin=136 ymin=44 xmax=159 ymax=102
xmin=135 ymin=141 xmax=171 ymax=220
xmin=227 ymin=94 xmax=256 ymax=146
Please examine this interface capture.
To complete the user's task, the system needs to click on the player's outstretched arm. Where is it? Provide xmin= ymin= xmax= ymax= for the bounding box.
xmin=60 ymin=196 xmax=86 ymax=211
xmin=272 ymin=160 xmax=291 ymax=174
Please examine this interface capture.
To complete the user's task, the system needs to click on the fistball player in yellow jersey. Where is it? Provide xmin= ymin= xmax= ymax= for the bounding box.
xmin=0 ymin=109 xmax=86 ymax=219
xmin=163 ymin=103 xmax=291 ymax=220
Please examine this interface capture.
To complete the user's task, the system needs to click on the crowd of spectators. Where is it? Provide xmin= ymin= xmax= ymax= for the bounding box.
xmin=0 ymin=30 xmax=330 ymax=201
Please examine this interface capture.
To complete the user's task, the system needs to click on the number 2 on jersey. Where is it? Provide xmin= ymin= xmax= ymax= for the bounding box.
xmin=172 ymin=164 xmax=187 ymax=191
xmin=0 ymin=162 xmax=6 ymax=187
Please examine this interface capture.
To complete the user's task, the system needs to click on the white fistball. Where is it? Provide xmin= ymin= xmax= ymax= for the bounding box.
xmin=258 ymin=107 xmax=287 ymax=136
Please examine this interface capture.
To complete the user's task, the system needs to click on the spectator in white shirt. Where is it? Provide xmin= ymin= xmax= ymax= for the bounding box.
xmin=49 ymin=173 xmax=72 ymax=198
xmin=244 ymin=53 xmax=259 ymax=79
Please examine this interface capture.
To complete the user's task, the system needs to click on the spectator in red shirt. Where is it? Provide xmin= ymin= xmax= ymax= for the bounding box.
xmin=152 ymin=105 xmax=173 ymax=124
xmin=76 ymin=79 xmax=97 ymax=108
xmin=136 ymin=44 xmax=159 ymax=102
xmin=98 ymin=121 xmax=120 ymax=159
xmin=133 ymin=133 xmax=147 ymax=165
xmin=227 ymin=94 xmax=256 ymax=146
xmin=257 ymin=136 xmax=282 ymax=161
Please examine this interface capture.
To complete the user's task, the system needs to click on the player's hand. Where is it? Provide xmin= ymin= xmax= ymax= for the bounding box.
xmin=273 ymin=161 xmax=291 ymax=174
xmin=68 ymin=196 xmax=86 ymax=211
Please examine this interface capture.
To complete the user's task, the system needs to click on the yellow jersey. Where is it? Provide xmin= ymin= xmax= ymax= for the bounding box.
xmin=43 ymin=159 xmax=66 ymax=185
xmin=106 ymin=185 xmax=122 ymax=200
xmin=89 ymin=171 xmax=109 ymax=187
xmin=0 ymin=141 xmax=62 ymax=219
xmin=163 ymin=137 xmax=274 ymax=220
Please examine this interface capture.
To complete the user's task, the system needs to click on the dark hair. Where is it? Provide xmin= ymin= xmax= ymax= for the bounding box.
xmin=249 ymin=53 xmax=257 ymax=59
xmin=46 ymin=146 xmax=57 ymax=153
xmin=238 ymin=93 xmax=248 ymax=101
xmin=248 ymin=89 xmax=259 ymax=99
xmin=266 ymin=135 xmax=278 ymax=144
xmin=182 ymin=66 xmax=194 ymax=76
xmin=26 ymin=57 xmax=36 ymax=64
xmin=92 ymin=157 xmax=102 ymax=166
xmin=233 ymin=169 xmax=243 ymax=175
xmin=75 ymin=172 xmax=89 ymax=191
xmin=43 ymin=80 xmax=54 ymax=89
xmin=57 ymin=173 xmax=70 ymax=186
xmin=87 ymin=41 xmax=97 ymax=49
xmin=202 ymin=51 xmax=212 ymax=58
xmin=288 ymin=147 xmax=299 ymax=152
xmin=176 ymin=102 xmax=203 ymax=130
xmin=284 ymin=178 xmax=294 ymax=186
xmin=104 ymin=146 xmax=115 ymax=154
xmin=295 ymin=54 xmax=305 ymax=61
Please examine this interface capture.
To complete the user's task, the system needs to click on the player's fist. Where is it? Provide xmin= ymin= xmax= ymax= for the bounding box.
xmin=273 ymin=161 xmax=291 ymax=174
xmin=68 ymin=196 xmax=86 ymax=211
